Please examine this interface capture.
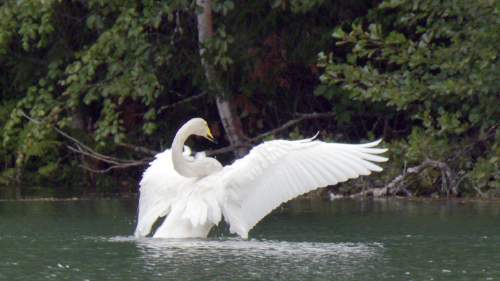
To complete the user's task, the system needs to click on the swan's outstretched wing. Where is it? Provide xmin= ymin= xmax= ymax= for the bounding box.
xmin=218 ymin=138 xmax=388 ymax=238
xmin=134 ymin=148 xmax=190 ymax=237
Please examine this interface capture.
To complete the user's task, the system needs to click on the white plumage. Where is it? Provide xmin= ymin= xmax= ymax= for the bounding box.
xmin=134 ymin=118 xmax=388 ymax=239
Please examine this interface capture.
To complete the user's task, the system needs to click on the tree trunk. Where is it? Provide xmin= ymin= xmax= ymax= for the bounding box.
xmin=13 ymin=151 xmax=25 ymax=199
xmin=196 ymin=0 xmax=248 ymax=157
xmin=14 ymin=159 xmax=22 ymax=200
xmin=71 ymin=108 xmax=97 ymax=196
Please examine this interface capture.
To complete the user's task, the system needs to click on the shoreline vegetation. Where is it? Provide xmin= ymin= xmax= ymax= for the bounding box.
xmin=2 ymin=193 xmax=500 ymax=203
xmin=1 ymin=0 xmax=498 ymax=199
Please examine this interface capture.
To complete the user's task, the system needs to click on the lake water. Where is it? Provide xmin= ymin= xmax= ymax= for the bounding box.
xmin=0 ymin=198 xmax=498 ymax=281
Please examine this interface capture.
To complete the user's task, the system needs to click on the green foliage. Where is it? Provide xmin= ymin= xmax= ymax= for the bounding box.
xmin=203 ymin=26 xmax=235 ymax=72
xmin=0 ymin=0 xmax=55 ymax=53
xmin=0 ymin=0 xmax=198 ymax=195
xmin=318 ymin=0 xmax=499 ymax=196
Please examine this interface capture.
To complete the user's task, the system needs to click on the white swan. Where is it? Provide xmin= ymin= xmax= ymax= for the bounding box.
xmin=134 ymin=118 xmax=388 ymax=239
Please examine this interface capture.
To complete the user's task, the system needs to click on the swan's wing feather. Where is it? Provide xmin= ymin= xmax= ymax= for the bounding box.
xmin=134 ymin=149 xmax=188 ymax=237
xmin=219 ymin=139 xmax=388 ymax=238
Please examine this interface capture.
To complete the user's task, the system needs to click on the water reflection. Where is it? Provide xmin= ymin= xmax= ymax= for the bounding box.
xmin=108 ymin=236 xmax=384 ymax=281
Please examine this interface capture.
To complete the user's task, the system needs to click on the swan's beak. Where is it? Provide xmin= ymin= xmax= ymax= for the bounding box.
xmin=205 ymin=129 xmax=217 ymax=143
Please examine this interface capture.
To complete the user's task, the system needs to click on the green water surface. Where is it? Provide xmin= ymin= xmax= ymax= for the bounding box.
xmin=0 ymin=198 xmax=499 ymax=281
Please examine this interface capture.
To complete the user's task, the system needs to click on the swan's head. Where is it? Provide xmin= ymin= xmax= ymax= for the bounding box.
xmin=184 ymin=118 xmax=216 ymax=142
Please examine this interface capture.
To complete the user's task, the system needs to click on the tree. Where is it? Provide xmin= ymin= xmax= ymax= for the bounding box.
xmin=1 ymin=0 xmax=375 ymax=197
xmin=3 ymin=0 xmax=495 ymax=198
xmin=196 ymin=0 xmax=247 ymax=157
xmin=318 ymin=0 xmax=499 ymax=196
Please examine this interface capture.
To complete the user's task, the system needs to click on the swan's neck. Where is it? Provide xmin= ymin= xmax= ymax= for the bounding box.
xmin=171 ymin=126 xmax=198 ymax=178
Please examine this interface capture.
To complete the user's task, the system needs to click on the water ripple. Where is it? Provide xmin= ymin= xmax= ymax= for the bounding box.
xmin=103 ymin=236 xmax=384 ymax=280
xmin=108 ymin=236 xmax=382 ymax=258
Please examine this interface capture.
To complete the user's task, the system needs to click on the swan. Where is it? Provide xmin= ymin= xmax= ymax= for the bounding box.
xmin=134 ymin=118 xmax=388 ymax=239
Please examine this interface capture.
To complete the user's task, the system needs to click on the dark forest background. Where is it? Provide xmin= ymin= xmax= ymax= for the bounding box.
xmin=0 ymin=0 xmax=498 ymax=199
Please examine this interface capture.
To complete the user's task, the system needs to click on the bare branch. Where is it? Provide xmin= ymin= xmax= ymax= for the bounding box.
xmin=20 ymin=111 xmax=120 ymax=162
xmin=20 ymin=110 xmax=152 ymax=173
xmin=79 ymin=160 xmax=151 ymax=174
xmin=206 ymin=111 xmax=336 ymax=156
xmin=251 ymin=112 xmax=336 ymax=142
xmin=117 ymin=142 xmax=158 ymax=156
xmin=21 ymin=110 xmax=337 ymax=171
xmin=351 ymin=158 xmax=459 ymax=198
xmin=349 ymin=186 xmax=390 ymax=198
xmin=66 ymin=145 xmax=124 ymax=165
xmin=157 ymin=92 xmax=207 ymax=114
xmin=205 ymin=143 xmax=250 ymax=157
